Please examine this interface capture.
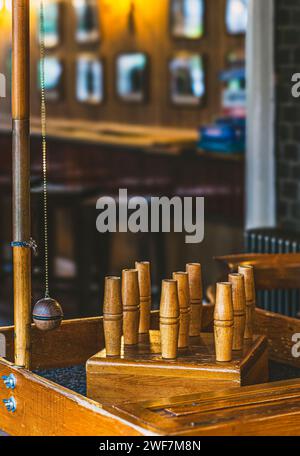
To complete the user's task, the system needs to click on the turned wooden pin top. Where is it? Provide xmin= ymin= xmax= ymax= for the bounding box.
xmin=186 ymin=263 xmax=203 ymax=301
xmin=122 ymin=269 xmax=140 ymax=304
xmin=214 ymin=282 xmax=234 ymax=321
xmin=103 ymin=276 xmax=122 ymax=316
xmin=238 ymin=265 xmax=255 ymax=302
xmin=228 ymin=273 xmax=246 ymax=313
xmin=160 ymin=280 xmax=180 ymax=319
xmin=135 ymin=261 xmax=151 ymax=297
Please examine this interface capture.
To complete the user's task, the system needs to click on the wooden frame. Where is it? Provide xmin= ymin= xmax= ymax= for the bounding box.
xmin=225 ymin=0 xmax=248 ymax=37
xmin=169 ymin=0 xmax=206 ymax=41
xmin=0 ymin=357 xmax=144 ymax=436
xmin=37 ymin=1 xmax=63 ymax=49
xmin=115 ymin=51 xmax=150 ymax=105
xmin=1 ymin=307 xmax=300 ymax=435
xmin=75 ymin=54 xmax=105 ymax=105
xmin=7 ymin=0 xmax=300 ymax=438
xmin=168 ymin=52 xmax=207 ymax=108
xmin=37 ymin=56 xmax=64 ymax=102
xmin=73 ymin=0 xmax=100 ymax=45
xmin=215 ymin=253 xmax=300 ymax=290
xmin=108 ymin=378 xmax=300 ymax=435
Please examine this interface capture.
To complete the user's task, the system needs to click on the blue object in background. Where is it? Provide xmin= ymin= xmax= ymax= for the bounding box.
xmin=219 ymin=67 xmax=246 ymax=82
xmin=198 ymin=117 xmax=246 ymax=153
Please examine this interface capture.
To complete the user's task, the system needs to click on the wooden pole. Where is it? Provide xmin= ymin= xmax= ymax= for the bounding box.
xmin=12 ymin=0 xmax=31 ymax=368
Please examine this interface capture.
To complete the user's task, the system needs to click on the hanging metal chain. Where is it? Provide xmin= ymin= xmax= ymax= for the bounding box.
xmin=39 ymin=0 xmax=50 ymax=299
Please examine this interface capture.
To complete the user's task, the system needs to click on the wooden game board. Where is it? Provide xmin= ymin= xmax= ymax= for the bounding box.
xmin=86 ymin=331 xmax=268 ymax=405
xmin=0 ymin=308 xmax=299 ymax=436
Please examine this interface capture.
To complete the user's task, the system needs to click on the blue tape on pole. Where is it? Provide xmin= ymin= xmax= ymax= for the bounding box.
xmin=11 ymin=241 xmax=30 ymax=248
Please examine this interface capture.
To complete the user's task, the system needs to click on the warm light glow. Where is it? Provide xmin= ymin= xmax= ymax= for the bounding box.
xmin=0 ymin=0 xmax=11 ymax=27
xmin=0 ymin=0 xmax=12 ymax=13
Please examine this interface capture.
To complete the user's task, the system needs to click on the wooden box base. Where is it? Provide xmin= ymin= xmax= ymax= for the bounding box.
xmin=86 ymin=331 xmax=268 ymax=405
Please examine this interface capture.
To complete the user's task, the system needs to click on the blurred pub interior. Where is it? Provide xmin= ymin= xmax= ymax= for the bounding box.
xmin=0 ymin=0 xmax=296 ymax=324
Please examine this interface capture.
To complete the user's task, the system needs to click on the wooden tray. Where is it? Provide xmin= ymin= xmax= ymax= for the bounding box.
xmin=86 ymin=331 xmax=268 ymax=405
xmin=0 ymin=308 xmax=299 ymax=435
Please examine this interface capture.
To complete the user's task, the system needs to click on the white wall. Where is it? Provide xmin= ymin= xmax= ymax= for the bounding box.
xmin=246 ymin=0 xmax=276 ymax=229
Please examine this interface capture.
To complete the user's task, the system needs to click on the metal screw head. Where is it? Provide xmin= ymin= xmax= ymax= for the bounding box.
xmin=3 ymin=397 xmax=16 ymax=413
xmin=2 ymin=374 xmax=16 ymax=390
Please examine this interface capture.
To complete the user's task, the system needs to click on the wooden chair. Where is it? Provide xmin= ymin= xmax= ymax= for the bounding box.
xmin=214 ymin=253 xmax=300 ymax=290
xmin=209 ymin=253 xmax=300 ymax=317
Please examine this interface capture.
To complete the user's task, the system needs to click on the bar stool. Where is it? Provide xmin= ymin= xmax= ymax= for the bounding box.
xmin=31 ymin=181 xmax=100 ymax=318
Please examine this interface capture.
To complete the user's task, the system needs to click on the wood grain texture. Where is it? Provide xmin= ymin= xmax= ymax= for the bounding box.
xmin=186 ymin=263 xmax=203 ymax=337
xmin=0 ymin=317 xmax=106 ymax=370
xmin=238 ymin=265 xmax=255 ymax=340
xmin=13 ymin=247 xmax=31 ymax=369
xmin=109 ymin=378 xmax=300 ymax=435
xmin=0 ymin=308 xmax=213 ymax=371
xmin=103 ymin=277 xmax=123 ymax=357
xmin=207 ymin=286 xmax=300 ymax=368
xmin=32 ymin=297 xmax=63 ymax=332
xmin=214 ymin=282 xmax=233 ymax=362
xmin=160 ymin=280 xmax=180 ymax=359
xmin=122 ymin=269 xmax=140 ymax=346
xmin=12 ymin=0 xmax=31 ymax=370
xmin=136 ymin=262 xmax=151 ymax=335
xmin=86 ymin=332 xmax=268 ymax=405
xmin=12 ymin=0 xmax=29 ymax=120
xmin=0 ymin=358 xmax=144 ymax=436
xmin=254 ymin=308 xmax=300 ymax=368
xmin=2 ymin=302 xmax=299 ymax=371
xmin=229 ymin=273 xmax=246 ymax=351
xmin=215 ymin=253 xmax=300 ymax=289
xmin=173 ymin=272 xmax=191 ymax=349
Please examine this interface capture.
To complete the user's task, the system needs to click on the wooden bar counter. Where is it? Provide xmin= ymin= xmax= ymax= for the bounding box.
xmin=0 ymin=118 xmax=244 ymax=222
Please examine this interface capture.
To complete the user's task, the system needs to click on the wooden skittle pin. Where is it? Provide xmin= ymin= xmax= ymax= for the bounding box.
xmin=229 ymin=273 xmax=246 ymax=351
xmin=160 ymin=280 xmax=180 ymax=360
xmin=186 ymin=263 xmax=203 ymax=337
xmin=122 ymin=269 xmax=140 ymax=346
xmin=173 ymin=272 xmax=191 ymax=349
xmin=103 ymin=277 xmax=123 ymax=357
xmin=214 ymin=282 xmax=234 ymax=362
xmin=135 ymin=261 xmax=151 ymax=335
xmin=238 ymin=265 xmax=256 ymax=340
